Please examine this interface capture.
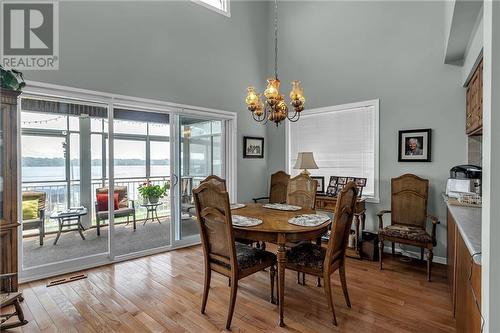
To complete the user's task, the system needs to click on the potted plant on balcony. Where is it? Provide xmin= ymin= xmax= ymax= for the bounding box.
xmin=138 ymin=181 xmax=170 ymax=204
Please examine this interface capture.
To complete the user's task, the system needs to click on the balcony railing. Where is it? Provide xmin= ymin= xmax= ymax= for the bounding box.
xmin=21 ymin=175 xmax=207 ymax=234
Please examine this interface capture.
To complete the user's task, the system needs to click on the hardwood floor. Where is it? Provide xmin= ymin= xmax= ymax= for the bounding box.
xmin=3 ymin=245 xmax=455 ymax=333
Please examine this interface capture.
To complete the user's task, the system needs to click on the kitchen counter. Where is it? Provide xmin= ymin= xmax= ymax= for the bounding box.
xmin=444 ymin=196 xmax=482 ymax=264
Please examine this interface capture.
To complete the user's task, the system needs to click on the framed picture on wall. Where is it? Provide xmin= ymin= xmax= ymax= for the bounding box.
xmin=243 ymin=136 xmax=264 ymax=158
xmin=398 ymin=129 xmax=432 ymax=162
xmin=311 ymin=176 xmax=325 ymax=194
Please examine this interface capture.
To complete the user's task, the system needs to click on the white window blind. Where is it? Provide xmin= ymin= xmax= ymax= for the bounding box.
xmin=193 ymin=0 xmax=230 ymax=16
xmin=288 ymin=100 xmax=379 ymax=200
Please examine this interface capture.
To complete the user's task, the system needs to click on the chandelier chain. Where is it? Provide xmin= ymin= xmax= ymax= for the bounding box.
xmin=274 ymin=0 xmax=278 ymax=80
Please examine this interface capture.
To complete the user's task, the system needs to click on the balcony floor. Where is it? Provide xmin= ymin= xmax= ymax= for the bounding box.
xmin=22 ymin=217 xmax=199 ymax=268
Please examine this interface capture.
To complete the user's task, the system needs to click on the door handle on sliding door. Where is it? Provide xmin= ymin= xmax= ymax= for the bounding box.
xmin=172 ymin=173 xmax=179 ymax=186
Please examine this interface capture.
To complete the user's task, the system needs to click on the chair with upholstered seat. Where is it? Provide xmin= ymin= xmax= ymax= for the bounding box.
xmin=193 ymin=177 xmax=277 ymax=330
xmin=252 ymin=171 xmax=290 ymax=204
xmin=95 ymin=186 xmax=136 ymax=235
xmin=377 ymin=174 xmax=440 ymax=282
xmin=287 ymin=174 xmax=319 ymax=284
xmin=285 ymin=182 xmax=358 ymax=325
xmin=21 ymin=191 xmax=46 ymax=246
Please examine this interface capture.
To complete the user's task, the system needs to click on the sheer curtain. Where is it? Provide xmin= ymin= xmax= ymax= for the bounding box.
xmin=288 ymin=101 xmax=378 ymax=199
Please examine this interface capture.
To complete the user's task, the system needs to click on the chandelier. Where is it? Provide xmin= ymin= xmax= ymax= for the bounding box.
xmin=244 ymin=0 xmax=305 ymax=126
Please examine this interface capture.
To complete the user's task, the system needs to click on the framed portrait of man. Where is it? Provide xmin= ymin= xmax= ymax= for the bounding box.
xmin=398 ymin=129 xmax=431 ymax=162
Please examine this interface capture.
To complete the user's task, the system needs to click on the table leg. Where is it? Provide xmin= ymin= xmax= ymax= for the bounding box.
xmin=354 ymin=215 xmax=360 ymax=252
xmin=144 ymin=208 xmax=150 ymax=226
xmin=77 ymin=217 xmax=86 ymax=240
xmin=154 ymin=208 xmax=161 ymax=224
xmin=54 ymin=218 xmax=63 ymax=245
xmin=277 ymin=236 xmax=286 ymax=327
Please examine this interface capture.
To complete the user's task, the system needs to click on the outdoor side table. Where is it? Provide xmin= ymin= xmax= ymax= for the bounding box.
xmin=50 ymin=207 xmax=88 ymax=245
xmin=140 ymin=202 xmax=162 ymax=225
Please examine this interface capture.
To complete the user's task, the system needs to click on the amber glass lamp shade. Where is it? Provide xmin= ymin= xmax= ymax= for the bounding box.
xmin=245 ymin=87 xmax=259 ymax=110
xmin=264 ymin=78 xmax=280 ymax=100
xmin=289 ymin=80 xmax=304 ymax=101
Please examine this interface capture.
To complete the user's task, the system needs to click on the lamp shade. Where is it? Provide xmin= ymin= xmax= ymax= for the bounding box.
xmin=293 ymin=152 xmax=318 ymax=170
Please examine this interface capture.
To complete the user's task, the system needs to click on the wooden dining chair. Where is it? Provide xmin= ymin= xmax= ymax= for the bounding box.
xmin=286 ymin=174 xmax=317 ymax=209
xmin=193 ymin=178 xmax=277 ymax=330
xmin=377 ymin=174 xmax=440 ymax=281
xmin=285 ymin=182 xmax=358 ymax=325
xmin=252 ymin=171 xmax=290 ymax=204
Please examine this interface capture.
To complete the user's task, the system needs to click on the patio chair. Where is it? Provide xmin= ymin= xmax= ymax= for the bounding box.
xmin=181 ymin=177 xmax=196 ymax=218
xmin=21 ymin=191 xmax=46 ymax=246
xmin=95 ymin=186 xmax=136 ymax=235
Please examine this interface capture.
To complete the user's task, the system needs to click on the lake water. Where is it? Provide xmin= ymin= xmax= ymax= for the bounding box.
xmin=22 ymin=165 xmax=170 ymax=182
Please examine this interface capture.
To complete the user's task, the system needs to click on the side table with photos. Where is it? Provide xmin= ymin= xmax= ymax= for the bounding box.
xmin=314 ymin=176 xmax=368 ymax=259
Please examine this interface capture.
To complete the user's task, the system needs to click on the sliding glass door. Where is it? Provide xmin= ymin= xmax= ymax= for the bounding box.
xmin=111 ymin=109 xmax=172 ymax=257
xmin=18 ymin=86 xmax=235 ymax=282
xmin=174 ymin=116 xmax=224 ymax=242
xmin=20 ymin=99 xmax=110 ymax=270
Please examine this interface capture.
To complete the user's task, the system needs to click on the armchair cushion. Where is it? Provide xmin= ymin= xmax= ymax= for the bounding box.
xmin=286 ymin=242 xmax=326 ymax=270
xmin=96 ymin=193 xmax=119 ymax=212
xmin=22 ymin=199 xmax=39 ymax=220
xmin=96 ymin=207 xmax=135 ymax=220
xmin=379 ymin=224 xmax=432 ymax=243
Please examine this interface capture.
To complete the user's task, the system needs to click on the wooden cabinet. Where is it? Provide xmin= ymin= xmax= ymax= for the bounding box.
xmin=466 ymin=59 xmax=483 ymax=135
xmin=0 ymin=88 xmax=20 ymax=291
xmin=447 ymin=209 xmax=482 ymax=333
xmin=447 ymin=213 xmax=456 ymax=316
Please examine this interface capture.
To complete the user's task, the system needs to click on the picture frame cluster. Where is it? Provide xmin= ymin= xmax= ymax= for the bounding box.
xmin=312 ymin=176 xmax=367 ymax=198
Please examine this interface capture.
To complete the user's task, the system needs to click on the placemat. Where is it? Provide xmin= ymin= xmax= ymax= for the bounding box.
xmin=230 ymin=203 xmax=246 ymax=210
xmin=232 ymin=215 xmax=263 ymax=227
xmin=263 ymin=203 xmax=302 ymax=211
xmin=288 ymin=214 xmax=330 ymax=227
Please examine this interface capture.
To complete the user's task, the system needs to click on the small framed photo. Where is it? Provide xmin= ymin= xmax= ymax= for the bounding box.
xmin=328 ymin=176 xmax=338 ymax=187
xmin=243 ymin=136 xmax=264 ymax=159
xmin=338 ymin=177 xmax=347 ymax=185
xmin=398 ymin=129 xmax=432 ymax=162
xmin=311 ymin=176 xmax=325 ymax=194
xmin=326 ymin=186 xmax=337 ymax=197
xmin=355 ymin=177 xmax=367 ymax=187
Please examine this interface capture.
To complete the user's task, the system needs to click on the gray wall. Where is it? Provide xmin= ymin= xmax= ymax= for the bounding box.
xmin=266 ymin=1 xmax=467 ymax=258
xmin=24 ymin=0 xmax=270 ymax=202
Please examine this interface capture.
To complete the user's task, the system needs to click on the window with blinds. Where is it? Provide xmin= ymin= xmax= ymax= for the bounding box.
xmin=287 ymin=100 xmax=379 ymax=201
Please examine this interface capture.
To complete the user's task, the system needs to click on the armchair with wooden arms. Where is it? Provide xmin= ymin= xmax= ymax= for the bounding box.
xmin=377 ymin=174 xmax=440 ymax=281
xmin=252 ymin=171 xmax=290 ymax=204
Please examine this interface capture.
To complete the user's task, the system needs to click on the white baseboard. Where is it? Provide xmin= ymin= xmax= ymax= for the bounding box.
xmin=383 ymin=245 xmax=447 ymax=265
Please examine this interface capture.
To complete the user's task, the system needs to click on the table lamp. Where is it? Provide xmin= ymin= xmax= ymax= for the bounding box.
xmin=293 ymin=152 xmax=318 ymax=175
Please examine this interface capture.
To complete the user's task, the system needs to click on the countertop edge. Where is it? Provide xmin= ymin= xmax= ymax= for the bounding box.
xmin=443 ymin=196 xmax=482 ymax=265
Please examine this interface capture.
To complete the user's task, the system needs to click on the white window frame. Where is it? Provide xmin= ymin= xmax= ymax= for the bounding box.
xmin=192 ymin=0 xmax=230 ymax=18
xmin=285 ymin=99 xmax=380 ymax=203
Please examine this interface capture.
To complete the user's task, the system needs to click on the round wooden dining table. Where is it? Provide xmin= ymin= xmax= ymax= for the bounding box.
xmin=232 ymin=203 xmax=332 ymax=327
